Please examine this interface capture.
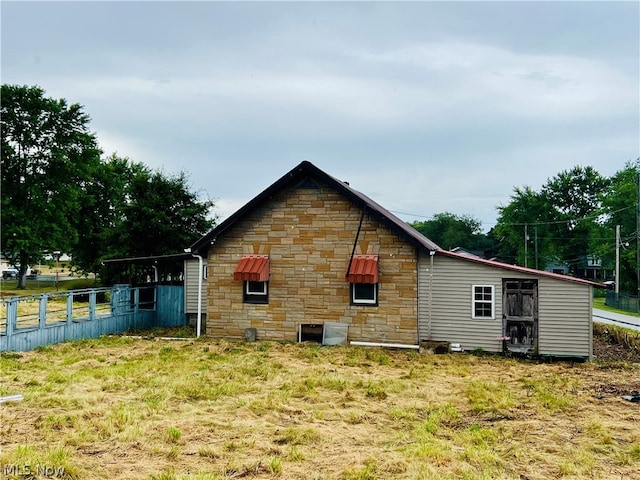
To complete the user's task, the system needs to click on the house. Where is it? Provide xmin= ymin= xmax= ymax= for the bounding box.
xmin=189 ymin=161 xmax=602 ymax=358
xmin=449 ymin=247 xmax=485 ymax=259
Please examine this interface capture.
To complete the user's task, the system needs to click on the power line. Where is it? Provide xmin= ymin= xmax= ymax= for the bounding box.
xmin=392 ymin=204 xmax=636 ymax=229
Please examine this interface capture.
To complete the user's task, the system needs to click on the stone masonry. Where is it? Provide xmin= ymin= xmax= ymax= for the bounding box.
xmin=205 ymin=182 xmax=419 ymax=344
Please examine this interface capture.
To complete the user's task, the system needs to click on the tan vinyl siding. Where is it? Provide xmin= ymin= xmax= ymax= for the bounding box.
xmin=418 ymin=252 xmax=593 ymax=357
xmin=419 ymin=252 xmax=504 ymax=353
xmin=537 ymin=278 xmax=592 ymax=357
xmin=184 ymin=258 xmax=207 ymax=314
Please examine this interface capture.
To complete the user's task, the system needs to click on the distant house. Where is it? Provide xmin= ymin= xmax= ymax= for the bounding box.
xmin=188 ymin=161 xmax=601 ymax=358
xmin=545 ymin=261 xmax=570 ymax=276
xmin=449 ymin=247 xmax=485 ymax=259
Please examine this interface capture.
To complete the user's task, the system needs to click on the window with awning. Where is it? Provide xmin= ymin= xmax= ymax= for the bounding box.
xmin=234 ymin=255 xmax=269 ymax=304
xmin=346 ymin=255 xmax=379 ymax=283
xmin=347 ymin=255 xmax=378 ymax=305
xmin=233 ymin=255 xmax=270 ymax=282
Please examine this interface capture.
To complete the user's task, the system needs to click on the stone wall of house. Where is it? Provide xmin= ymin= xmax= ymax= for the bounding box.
xmin=205 ymin=183 xmax=418 ymax=344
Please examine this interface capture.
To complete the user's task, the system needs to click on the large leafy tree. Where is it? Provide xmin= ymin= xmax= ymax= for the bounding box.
xmin=599 ymin=159 xmax=639 ymax=293
xmin=71 ymin=154 xmax=135 ymax=275
xmin=1 ymin=84 xmax=102 ymax=287
xmin=410 ymin=212 xmax=491 ymax=252
xmin=495 ymin=164 xmax=626 ymax=281
xmin=3 ymin=85 xmax=217 ymax=287
xmin=541 ymin=166 xmax=610 ymax=273
xmin=98 ymin=159 xmax=216 ymax=282
xmin=494 ymin=186 xmax=556 ymax=268
xmin=73 ymin=154 xmax=216 ymax=282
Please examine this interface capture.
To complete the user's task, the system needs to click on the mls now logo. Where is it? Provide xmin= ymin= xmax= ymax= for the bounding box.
xmin=2 ymin=464 xmax=65 ymax=478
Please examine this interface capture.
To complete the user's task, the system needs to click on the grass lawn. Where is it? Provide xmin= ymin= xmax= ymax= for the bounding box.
xmin=1 ymin=338 xmax=639 ymax=480
xmin=593 ymin=297 xmax=640 ymax=317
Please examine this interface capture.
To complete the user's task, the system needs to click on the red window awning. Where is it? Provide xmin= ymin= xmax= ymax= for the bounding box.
xmin=346 ymin=255 xmax=379 ymax=283
xmin=233 ymin=255 xmax=270 ymax=282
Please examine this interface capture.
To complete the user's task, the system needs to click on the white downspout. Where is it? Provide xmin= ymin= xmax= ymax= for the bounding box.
xmin=185 ymin=248 xmax=204 ymax=338
xmin=428 ymin=250 xmax=435 ymax=341
xmin=193 ymin=253 xmax=203 ymax=338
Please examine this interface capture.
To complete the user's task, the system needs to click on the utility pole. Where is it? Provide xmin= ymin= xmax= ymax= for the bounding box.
xmin=524 ymin=224 xmax=528 ymax=268
xmin=615 ymin=225 xmax=621 ymax=294
xmin=534 ymin=225 xmax=539 ymax=270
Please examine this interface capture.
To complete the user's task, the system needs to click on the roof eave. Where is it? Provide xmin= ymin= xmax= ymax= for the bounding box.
xmin=436 ymin=250 xmax=606 ymax=288
xmin=190 ymin=160 xmax=441 ymax=254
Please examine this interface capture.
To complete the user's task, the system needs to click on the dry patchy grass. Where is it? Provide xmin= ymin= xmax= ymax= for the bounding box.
xmin=1 ymin=338 xmax=639 ymax=480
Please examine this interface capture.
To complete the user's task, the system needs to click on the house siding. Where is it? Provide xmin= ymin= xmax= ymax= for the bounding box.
xmin=184 ymin=258 xmax=207 ymax=315
xmin=418 ymin=253 xmax=592 ymax=357
xmin=418 ymin=252 xmax=504 ymax=352
xmin=537 ymin=278 xmax=592 ymax=358
xmin=205 ymin=184 xmax=419 ymax=344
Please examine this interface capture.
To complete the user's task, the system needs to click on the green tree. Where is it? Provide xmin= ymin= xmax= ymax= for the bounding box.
xmin=541 ymin=166 xmax=610 ymax=275
xmin=1 ymin=84 xmax=102 ymax=288
xmin=494 ymin=186 xmax=556 ymax=268
xmin=99 ymin=161 xmax=216 ymax=282
xmin=71 ymin=154 xmax=135 ymax=276
xmin=599 ymin=159 xmax=639 ymax=293
xmin=410 ymin=212 xmax=490 ymax=252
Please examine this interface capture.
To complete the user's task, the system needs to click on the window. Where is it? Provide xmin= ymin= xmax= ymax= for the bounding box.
xmin=243 ymin=280 xmax=268 ymax=304
xmin=351 ymin=282 xmax=377 ymax=305
xmin=234 ymin=255 xmax=269 ymax=304
xmin=472 ymin=285 xmax=494 ymax=319
xmin=347 ymin=255 xmax=379 ymax=306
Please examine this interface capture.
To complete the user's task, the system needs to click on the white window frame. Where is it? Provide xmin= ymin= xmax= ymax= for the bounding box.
xmin=472 ymin=285 xmax=495 ymax=319
xmin=352 ymin=283 xmax=377 ymax=305
xmin=246 ymin=280 xmax=267 ymax=296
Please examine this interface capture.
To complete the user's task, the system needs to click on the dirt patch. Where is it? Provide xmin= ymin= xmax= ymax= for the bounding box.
xmin=593 ymin=330 xmax=640 ymax=364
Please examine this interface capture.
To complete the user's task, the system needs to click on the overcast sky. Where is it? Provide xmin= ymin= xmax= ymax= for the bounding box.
xmin=2 ymin=1 xmax=638 ymax=231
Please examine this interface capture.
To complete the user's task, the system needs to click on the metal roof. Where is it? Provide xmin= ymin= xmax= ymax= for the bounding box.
xmin=190 ymin=161 xmax=605 ymax=289
xmin=102 ymin=253 xmax=193 ymax=265
xmin=437 ymin=249 xmax=605 ymax=288
xmin=346 ymin=255 xmax=379 ymax=283
xmin=233 ymin=255 xmax=270 ymax=282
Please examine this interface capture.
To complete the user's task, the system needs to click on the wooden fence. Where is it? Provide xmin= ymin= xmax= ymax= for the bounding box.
xmin=0 ymin=284 xmax=186 ymax=352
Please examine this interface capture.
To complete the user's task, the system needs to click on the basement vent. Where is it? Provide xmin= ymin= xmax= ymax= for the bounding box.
xmin=298 ymin=323 xmax=349 ymax=345
xmin=299 ymin=324 xmax=323 ymax=343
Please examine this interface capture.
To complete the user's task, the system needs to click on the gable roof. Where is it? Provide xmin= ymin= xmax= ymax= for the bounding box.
xmin=190 ymin=160 xmax=604 ymax=289
xmin=190 ymin=160 xmax=440 ymax=253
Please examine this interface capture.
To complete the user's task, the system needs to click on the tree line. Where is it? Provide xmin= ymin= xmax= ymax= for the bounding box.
xmin=1 ymin=84 xmax=216 ymax=288
xmin=410 ymin=161 xmax=639 ymax=294
xmin=2 ymin=84 xmax=638 ymax=294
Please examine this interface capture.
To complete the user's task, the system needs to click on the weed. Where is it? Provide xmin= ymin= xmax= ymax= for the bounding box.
xmin=365 ymin=349 xmax=391 ymax=366
xmin=0 ymin=444 xmax=80 ymax=479
xmin=267 ymin=455 xmax=283 ymax=475
xmin=198 ymin=445 xmax=220 ymax=459
xmin=364 ymin=381 xmax=388 ymax=400
xmin=166 ymin=426 xmax=182 ymax=444
xmin=465 ymin=379 xmax=515 ymax=414
xmin=275 ymin=427 xmax=321 ymax=445
xmin=285 ymin=446 xmax=304 ymax=461
xmin=149 ymin=468 xmax=176 ymax=480
xmin=520 ymin=374 xmax=577 ymax=413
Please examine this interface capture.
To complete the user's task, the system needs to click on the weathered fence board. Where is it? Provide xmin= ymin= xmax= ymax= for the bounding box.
xmin=1 ymin=285 xmax=186 ymax=352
